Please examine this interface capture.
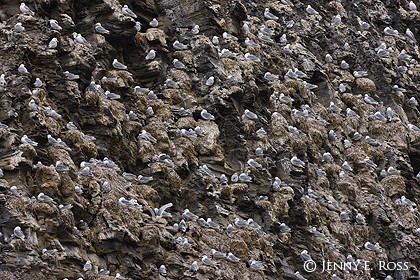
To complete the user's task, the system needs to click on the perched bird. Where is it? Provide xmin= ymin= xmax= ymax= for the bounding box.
xmin=122 ymin=5 xmax=137 ymax=18
xmin=291 ymin=156 xmax=305 ymax=168
xmin=95 ymin=23 xmax=110 ymax=34
xmin=149 ymin=18 xmax=159 ymax=27
xmin=14 ymin=22 xmax=25 ymax=32
xmin=64 ymin=71 xmax=79 ymax=80
xmin=83 ymin=261 xmax=92 ymax=271
xmin=409 ymin=1 xmax=417 ymax=11
xmin=13 ymin=226 xmax=25 ymax=240
xmin=18 ymin=64 xmax=30 ymax=75
xmin=145 ymin=50 xmax=156 ymax=60
xmin=48 ymin=38 xmax=58 ymax=49
xmin=173 ymin=40 xmax=188 ymax=50
xmin=112 ymin=59 xmax=127 ymax=70
xmin=264 ymin=8 xmax=278 ymax=20
xmin=173 ymin=59 xmax=186 ymax=69
xmin=306 ymin=5 xmax=319 ymax=15
xmin=249 ymin=259 xmax=264 ymax=270
xmin=200 ymin=109 xmax=215 ymax=120
xmin=331 ymin=14 xmax=341 ymax=26
xmin=191 ymin=261 xmax=199 ymax=272
xmin=201 ymin=255 xmax=217 ymax=267
xmin=159 ymin=265 xmax=167 ymax=276
xmin=227 ymin=252 xmax=240 ymax=263
xmin=20 ymin=2 xmax=34 ymax=15
xmin=21 ymin=135 xmax=38 ymax=146
xmin=49 ymin=19 xmax=62 ymax=30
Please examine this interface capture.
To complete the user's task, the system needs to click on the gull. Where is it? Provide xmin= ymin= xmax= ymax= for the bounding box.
xmin=244 ymin=53 xmax=261 ymax=62
xmin=392 ymin=85 xmax=407 ymax=93
xmin=331 ymin=14 xmax=341 ymax=26
xmin=239 ymin=173 xmax=252 ymax=182
xmin=173 ymin=40 xmax=188 ymax=50
xmin=201 ymin=109 xmax=215 ymax=120
xmin=173 ymin=59 xmax=186 ymax=69
xmin=18 ymin=64 xmax=30 ymax=75
xmin=113 ymin=59 xmax=127 ymax=70
xmin=149 ymin=18 xmax=159 ymax=27
xmin=159 ymin=265 xmax=167 ymax=276
xmin=291 ymin=156 xmax=305 ymax=168
xmin=64 ymin=71 xmax=79 ymax=80
xmin=137 ymin=175 xmax=153 ymax=183
xmin=155 ymin=203 xmax=173 ymax=218
xmin=409 ymin=1 xmax=417 ymax=11
xmin=95 ymin=23 xmax=110 ymax=34
xmin=55 ymin=161 xmax=69 ymax=172
xmin=135 ymin=21 xmax=141 ymax=31
xmin=48 ymin=38 xmax=58 ymax=48
xmin=247 ymin=159 xmax=262 ymax=168
xmin=322 ymin=152 xmax=333 ymax=162
xmin=249 ymin=259 xmax=264 ymax=270
xmin=264 ymin=8 xmax=278 ymax=20
xmin=73 ymin=33 xmax=89 ymax=45
xmin=14 ymin=22 xmax=25 ymax=32
xmin=104 ymin=91 xmax=120 ymax=100
xmin=219 ymin=174 xmax=228 ymax=184
xmin=83 ymin=261 xmax=92 ymax=271
xmin=259 ymin=25 xmax=275 ymax=36
xmin=163 ymin=79 xmax=178 ymax=89
xmin=346 ymin=108 xmax=358 ymax=117
xmin=352 ymin=132 xmax=362 ymax=141
xmin=356 ymin=213 xmax=366 ymax=224
xmin=399 ymin=49 xmax=412 ymax=62
xmin=33 ymin=78 xmax=43 ymax=87
xmin=282 ymin=44 xmax=291 ymax=54
xmin=303 ymin=81 xmax=317 ymax=90
xmin=138 ymin=130 xmax=157 ymax=143
xmin=406 ymin=28 xmax=415 ymax=40
xmin=223 ymin=32 xmax=238 ymax=40
xmin=118 ymin=197 xmax=142 ymax=209
xmin=387 ymin=167 xmax=400 ymax=175
xmin=227 ymin=253 xmax=240 ymax=263
xmin=364 ymin=242 xmax=381 ymax=251
xmin=20 ymin=2 xmax=34 ymax=15
xmin=245 ymin=37 xmax=260 ymax=48
xmin=242 ymin=22 xmax=250 ymax=33
xmin=242 ymin=109 xmax=258 ymax=120
xmin=258 ymin=33 xmax=274 ymax=43
xmin=340 ymin=60 xmax=349 ymax=69
xmin=353 ymin=71 xmax=368 ymax=78
xmin=191 ymin=261 xmax=199 ymax=272
xmin=342 ymin=161 xmax=353 ymax=171
xmin=211 ymin=249 xmax=227 ymax=259
xmin=191 ymin=24 xmax=199 ymax=34
xmin=279 ymin=93 xmax=294 ymax=104
xmin=372 ymin=111 xmax=386 ymax=121
xmin=364 ymin=157 xmax=377 ymax=168
xmin=328 ymin=130 xmax=338 ymax=141
xmin=300 ymin=250 xmax=312 ymax=261
xmin=145 ymin=50 xmax=156 ymax=60
xmin=295 ymin=272 xmax=308 ymax=280
xmin=338 ymin=83 xmax=346 ymax=93
xmin=14 ymin=226 xmax=25 ymax=240
xmin=288 ymin=126 xmax=299 ymax=134
xmin=145 ymin=106 xmax=154 ymax=116
xmin=234 ymin=217 xmax=248 ymax=228
xmin=399 ymin=196 xmax=416 ymax=207
xmin=81 ymin=166 xmax=93 ymax=176
xmin=340 ymin=211 xmax=350 ymax=221
xmin=272 ymin=177 xmax=282 ymax=191
xmin=49 ymin=19 xmax=62 ymax=30
xmin=21 ymin=135 xmax=38 ymax=146
xmin=122 ymin=5 xmax=137 ymax=18
xmin=212 ymin=36 xmax=219 ymax=44
xmin=329 ymin=102 xmax=341 ymax=113
xmin=384 ymin=27 xmax=399 ymax=36
xmin=325 ymin=54 xmax=333 ymax=62
xmin=37 ymin=192 xmax=54 ymax=202
xmin=219 ymin=48 xmax=234 ymax=58
xmin=231 ymin=172 xmax=238 ymax=182
xmin=182 ymin=209 xmax=199 ymax=220
xmin=408 ymin=97 xmax=418 ymax=106
xmin=306 ymin=5 xmax=319 ymax=15
xmin=0 ymin=74 xmax=6 ymax=87
xmin=205 ymin=76 xmax=214 ymax=86
xmin=202 ymin=255 xmax=216 ymax=267
xmin=360 ymin=21 xmax=370 ymax=30
xmin=10 ymin=186 xmax=20 ymax=196
xmin=364 ymin=94 xmax=378 ymax=105
xmin=408 ymin=124 xmax=420 ymax=133
xmin=264 ymin=72 xmax=279 ymax=80
xmin=133 ymin=86 xmax=150 ymax=94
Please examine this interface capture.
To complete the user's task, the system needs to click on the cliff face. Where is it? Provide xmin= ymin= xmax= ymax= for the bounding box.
xmin=0 ymin=0 xmax=419 ymax=279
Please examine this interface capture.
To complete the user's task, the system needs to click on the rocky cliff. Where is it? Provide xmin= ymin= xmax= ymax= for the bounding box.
xmin=0 ymin=0 xmax=419 ymax=279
